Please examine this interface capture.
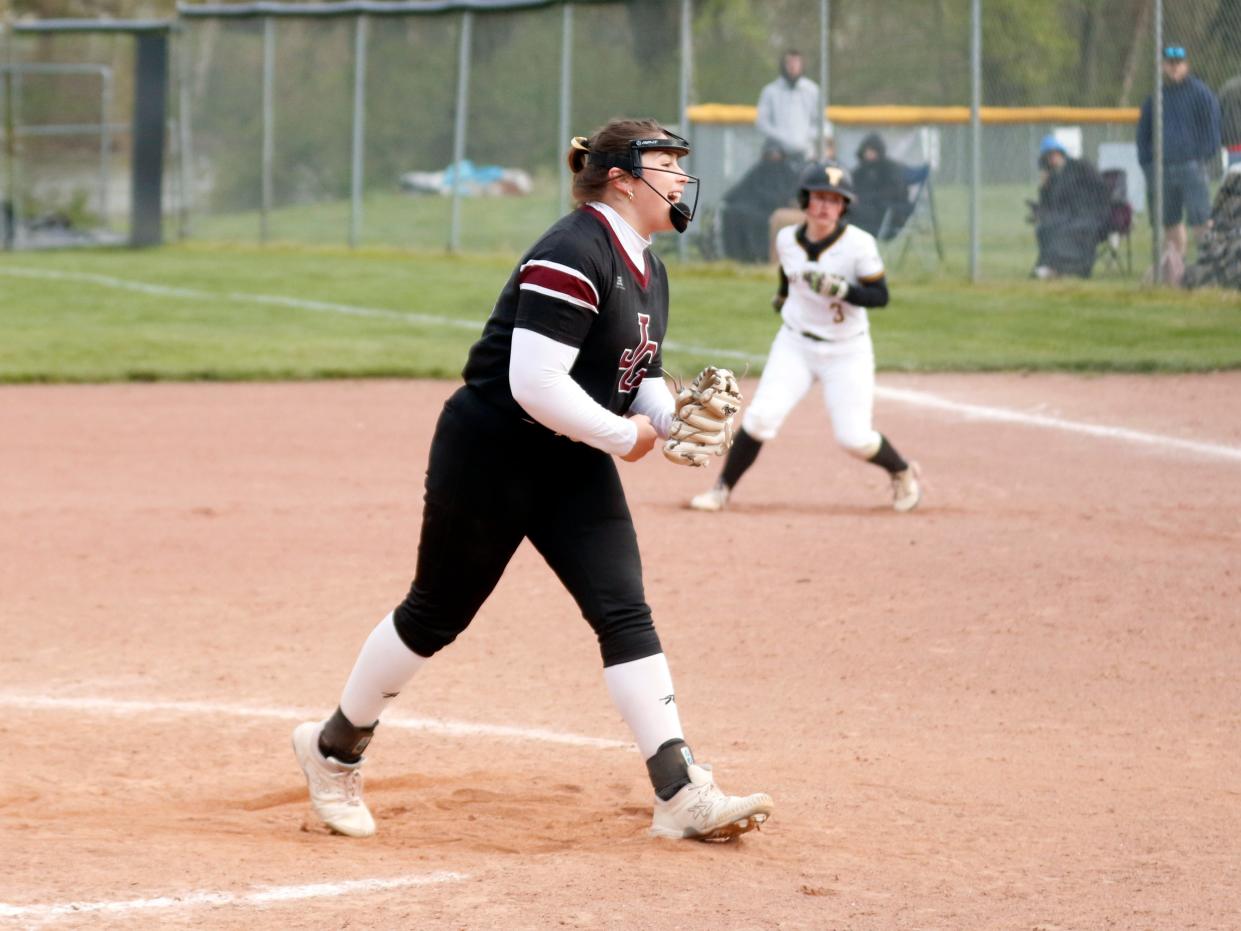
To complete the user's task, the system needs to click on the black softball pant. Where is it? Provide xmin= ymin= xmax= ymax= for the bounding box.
xmin=392 ymin=385 xmax=662 ymax=667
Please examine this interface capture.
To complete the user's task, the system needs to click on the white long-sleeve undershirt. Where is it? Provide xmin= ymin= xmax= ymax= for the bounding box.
xmin=629 ymin=370 xmax=675 ymax=439
xmin=509 ymin=327 xmax=675 ymax=456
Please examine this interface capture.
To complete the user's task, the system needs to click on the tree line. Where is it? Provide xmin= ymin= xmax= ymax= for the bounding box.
xmin=8 ymin=0 xmax=1238 ymax=108
xmin=7 ymin=0 xmax=1238 ymax=212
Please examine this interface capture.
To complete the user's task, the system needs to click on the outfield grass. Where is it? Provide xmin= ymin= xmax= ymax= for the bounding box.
xmin=1 ymin=241 xmax=1237 ymax=384
xmin=187 ymin=180 xmax=1160 ymax=281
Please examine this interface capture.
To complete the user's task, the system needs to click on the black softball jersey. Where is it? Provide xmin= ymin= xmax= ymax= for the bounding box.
xmin=462 ymin=204 xmax=670 ymax=421
xmin=390 ymin=204 xmax=668 ymax=668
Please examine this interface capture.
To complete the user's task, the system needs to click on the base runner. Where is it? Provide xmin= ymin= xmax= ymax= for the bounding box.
xmin=690 ymin=161 xmax=921 ymax=514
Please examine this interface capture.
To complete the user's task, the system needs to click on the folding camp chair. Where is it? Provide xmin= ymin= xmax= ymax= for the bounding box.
xmin=878 ymin=163 xmax=944 ymax=270
xmin=1096 ymin=168 xmax=1133 ymax=276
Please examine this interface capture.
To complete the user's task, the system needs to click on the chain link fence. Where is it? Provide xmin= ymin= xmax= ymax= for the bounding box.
xmin=1 ymin=30 xmax=134 ymax=247
xmin=3 ymin=0 xmax=1238 ymax=286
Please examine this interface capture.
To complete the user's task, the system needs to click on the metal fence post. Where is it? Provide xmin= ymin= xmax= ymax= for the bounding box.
xmin=1152 ymin=0 xmax=1164 ymax=283
xmin=260 ymin=16 xmax=274 ymax=243
xmin=558 ymin=3 xmax=572 ymax=220
xmin=819 ymin=0 xmax=829 ymax=158
xmin=968 ymin=0 xmax=981 ymax=282
xmin=1 ymin=24 xmax=13 ymax=251
xmin=9 ymin=52 xmax=23 ymax=247
xmin=100 ymin=66 xmax=113 ymax=229
xmin=449 ymin=10 xmax=472 ymax=253
xmin=349 ymin=13 xmax=368 ymax=248
xmin=176 ymin=26 xmax=193 ymax=238
xmin=677 ymin=0 xmax=691 ymax=261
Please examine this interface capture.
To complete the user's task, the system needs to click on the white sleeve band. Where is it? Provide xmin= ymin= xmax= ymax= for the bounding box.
xmin=629 ymin=373 xmax=676 ymax=439
xmin=509 ymin=327 xmax=638 ymax=457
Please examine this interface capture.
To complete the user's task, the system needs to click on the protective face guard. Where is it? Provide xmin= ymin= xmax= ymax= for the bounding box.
xmin=589 ymin=130 xmax=700 ymax=233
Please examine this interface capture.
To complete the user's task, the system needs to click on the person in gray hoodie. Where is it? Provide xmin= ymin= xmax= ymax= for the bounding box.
xmin=756 ymin=50 xmax=825 ymax=164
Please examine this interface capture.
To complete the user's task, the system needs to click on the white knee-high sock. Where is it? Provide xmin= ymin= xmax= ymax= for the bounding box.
xmin=338 ymin=611 xmax=427 ymax=727
xmin=603 ymin=653 xmax=685 ymax=760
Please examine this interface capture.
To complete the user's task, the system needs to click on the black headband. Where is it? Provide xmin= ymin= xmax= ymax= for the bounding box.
xmin=586 ymin=130 xmax=691 ymax=177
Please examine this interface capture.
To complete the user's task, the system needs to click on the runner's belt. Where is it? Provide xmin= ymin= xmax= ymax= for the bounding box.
xmin=785 ymin=323 xmax=849 ymax=343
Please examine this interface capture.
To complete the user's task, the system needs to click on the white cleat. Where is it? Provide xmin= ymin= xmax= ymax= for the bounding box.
xmin=292 ymin=721 xmax=376 ymax=838
xmin=689 ymin=485 xmax=730 ymax=512
xmin=650 ymin=764 xmax=773 ymax=842
xmin=891 ymin=462 xmax=922 ymax=512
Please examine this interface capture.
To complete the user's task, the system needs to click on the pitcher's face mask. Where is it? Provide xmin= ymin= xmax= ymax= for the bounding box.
xmin=588 ymin=130 xmax=700 ymax=233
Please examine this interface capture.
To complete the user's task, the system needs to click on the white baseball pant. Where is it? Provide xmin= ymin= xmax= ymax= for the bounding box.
xmin=740 ymin=325 xmax=881 ymax=458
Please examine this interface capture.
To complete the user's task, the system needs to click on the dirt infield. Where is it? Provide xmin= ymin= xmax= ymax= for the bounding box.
xmin=2 ymin=374 xmax=1239 ymax=930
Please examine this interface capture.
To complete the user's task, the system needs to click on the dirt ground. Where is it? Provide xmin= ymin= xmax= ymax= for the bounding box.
xmin=1 ymin=373 xmax=1239 ymax=930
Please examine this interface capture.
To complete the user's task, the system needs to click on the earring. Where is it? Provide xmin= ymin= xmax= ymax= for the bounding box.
xmin=626 ymin=189 xmax=634 ymax=201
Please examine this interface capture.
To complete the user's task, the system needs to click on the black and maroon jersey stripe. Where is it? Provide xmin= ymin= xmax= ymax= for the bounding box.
xmin=518 ymin=259 xmax=600 ymax=312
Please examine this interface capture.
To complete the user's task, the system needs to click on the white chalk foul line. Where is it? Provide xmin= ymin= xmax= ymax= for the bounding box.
xmin=0 ymin=872 xmax=466 ymax=924
xmin=5 ymin=264 xmax=1240 ymax=463
xmin=875 ymin=385 xmax=1241 ymax=463
xmin=0 ymin=265 xmax=484 ymax=331
xmin=0 ymin=693 xmax=631 ymax=751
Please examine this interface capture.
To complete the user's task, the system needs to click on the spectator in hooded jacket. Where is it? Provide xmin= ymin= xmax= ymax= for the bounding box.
xmin=719 ymin=140 xmax=800 ymax=263
xmin=1137 ymin=45 xmax=1222 ymax=278
xmin=756 ymin=50 xmax=827 ymax=164
xmin=1030 ymin=136 xmax=1111 ymax=279
xmin=849 ymin=132 xmax=909 ymax=238
xmin=1183 ymin=170 xmax=1241 ymax=290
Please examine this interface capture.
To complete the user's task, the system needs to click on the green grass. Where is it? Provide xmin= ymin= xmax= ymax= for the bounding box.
xmin=191 ymin=189 xmax=565 ymax=255
xmin=188 ymin=181 xmax=1159 ymax=279
xmin=1 ymin=240 xmax=1238 ymax=384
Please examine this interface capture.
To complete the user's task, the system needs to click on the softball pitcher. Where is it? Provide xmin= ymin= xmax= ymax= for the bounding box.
xmin=690 ymin=161 xmax=921 ymax=513
xmin=292 ymin=118 xmax=772 ymax=843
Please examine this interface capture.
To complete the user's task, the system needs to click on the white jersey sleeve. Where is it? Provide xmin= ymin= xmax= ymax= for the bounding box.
xmin=509 ymin=327 xmax=638 ymax=456
xmin=854 ymin=227 xmax=885 ymax=283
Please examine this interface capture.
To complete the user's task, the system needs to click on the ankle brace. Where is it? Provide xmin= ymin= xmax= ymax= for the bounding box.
xmin=319 ymin=706 xmax=376 ymax=764
xmin=646 ymin=738 xmax=695 ymax=800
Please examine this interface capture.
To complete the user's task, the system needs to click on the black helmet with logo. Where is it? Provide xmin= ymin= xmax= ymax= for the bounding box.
xmin=797 ymin=161 xmax=855 ymax=209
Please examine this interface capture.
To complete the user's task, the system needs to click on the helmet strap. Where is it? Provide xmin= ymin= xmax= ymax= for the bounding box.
xmin=636 ymin=169 xmax=698 ymax=234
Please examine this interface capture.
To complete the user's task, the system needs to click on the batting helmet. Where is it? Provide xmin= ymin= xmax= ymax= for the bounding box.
xmin=797 ymin=161 xmax=855 ymax=209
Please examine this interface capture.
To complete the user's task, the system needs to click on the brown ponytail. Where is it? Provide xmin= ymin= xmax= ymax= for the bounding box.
xmin=565 ymin=117 xmax=668 ymax=205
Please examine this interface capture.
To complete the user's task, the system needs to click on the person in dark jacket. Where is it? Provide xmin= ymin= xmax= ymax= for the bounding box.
xmin=1184 ymin=168 xmax=1241 ymax=291
xmin=849 ymin=132 xmax=909 ymax=238
xmin=1137 ymin=45 xmax=1223 ymax=278
xmin=1029 ymin=136 xmax=1111 ymax=279
xmin=719 ymin=140 xmax=800 ymax=263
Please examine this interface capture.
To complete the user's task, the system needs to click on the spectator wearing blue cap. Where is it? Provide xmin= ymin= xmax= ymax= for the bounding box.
xmin=1028 ymin=135 xmax=1111 ymax=279
xmin=1137 ymin=45 xmax=1223 ymax=280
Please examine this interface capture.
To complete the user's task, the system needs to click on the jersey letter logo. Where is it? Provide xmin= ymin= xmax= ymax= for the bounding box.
xmin=618 ymin=313 xmax=658 ymax=393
